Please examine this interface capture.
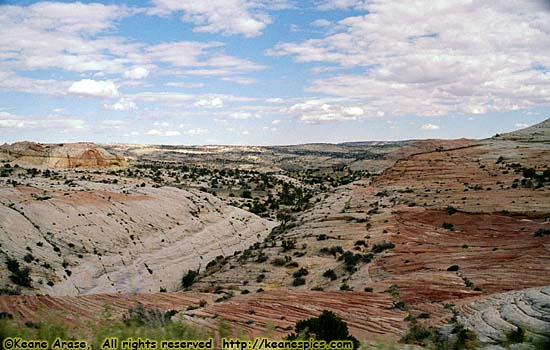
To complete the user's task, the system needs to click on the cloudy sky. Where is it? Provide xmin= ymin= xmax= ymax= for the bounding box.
xmin=1 ymin=0 xmax=549 ymax=145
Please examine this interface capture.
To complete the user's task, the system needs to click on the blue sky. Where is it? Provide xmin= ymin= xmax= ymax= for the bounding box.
xmin=0 ymin=0 xmax=549 ymax=145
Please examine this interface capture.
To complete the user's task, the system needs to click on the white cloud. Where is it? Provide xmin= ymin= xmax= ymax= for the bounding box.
xmin=195 ymin=96 xmax=224 ymax=108
xmin=316 ymin=0 xmax=364 ymax=10
xmin=185 ymin=128 xmax=208 ymax=136
xmin=310 ymin=19 xmax=331 ymax=27
xmin=68 ymin=79 xmax=119 ymax=98
xmin=150 ymin=0 xmax=291 ymax=37
xmin=0 ymin=111 xmax=85 ymax=130
xmin=514 ymin=123 xmax=530 ymax=128
xmin=221 ymin=76 xmax=257 ymax=85
xmin=287 ymin=100 xmax=369 ymax=123
xmin=123 ymin=67 xmax=150 ymax=79
xmin=103 ymin=98 xmax=136 ymax=111
xmin=146 ymin=129 xmax=162 ymax=135
xmin=146 ymin=129 xmax=181 ymax=136
xmin=270 ymin=1 xmax=550 ymax=118
xmin=0 ymin=2 xmax=137 ymax=74
xmin=420 ymin=123 xmax=440 ymax=130
xmin=165 ymin=82 xmax=205 ymax=89
xmin=0 ymin=2 xmax=266 ymax=92
xmin=230 ymin=112 xmax=260 ymax=119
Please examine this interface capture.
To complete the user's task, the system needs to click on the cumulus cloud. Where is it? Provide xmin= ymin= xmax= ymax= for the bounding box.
xmin=0 ymin=2 xmax=136 ymax=74
xmin=150 ymin=0 xmax=290 ymax=37
xmin=271 ymin=1 xmax=550 ymax=118
xmin=287 ymin=100 xmax=368 ymax=123
xmin=123 ymin=67 xmax=150 ymax=80
xmin=0 ymin=111 xmax=85 ymax=130
xmin=185 ymin=128 xmax=208 ymax=136
xmin=103 ymin=98 xmax=136 ymax=111
xmin=420 ymin=123 xmax=440 ymax=130
xmin=316 ymin=0 xmax=364 ymax=10
xmin=0 ymin=2 xmax=265 ymax=93
xmin=195 ymin=96 xmax=224 ymax=108
xmin=146 ymin=129 xmax=181 ymax=136
xmin=230 ymin=112 xmax=260 ymax=119
xmin=68 ymin=79 xmax=119 ymax=98
xmin=310 ymin=19 xmax=331 ymax=27
xmin=221 ymin=76 xmax=257 ymax=85
xmin=165 ymin=82 xmax=204 ymax=89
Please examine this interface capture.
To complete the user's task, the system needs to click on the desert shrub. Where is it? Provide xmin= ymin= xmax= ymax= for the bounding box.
xmin=181 ymin=270 xmax=197 ymax=289
xmin=320 ymin=246 xmax=344 ymax=256
xmin=340 ymin=283 xmax=351 ymax=291
xmin=371 ymin=242 xmax=395 ymax=254
xmin=442 ymin=222 xmax=454 ymax=230
xmin=285 ymin=261 xmax=299 ymax=268
xmin=286 ymin=310 xmax=359 ymax=349
xmin=534 ymin=228 xmax=550 ymax=237
xmin=292 ymin=277 xmax=306 ymax=286
xmin=447 ymin=265 xmax=460 ymax=271
xmin=293 ymin=268 xmax=309 ymax=278
xmin=256 ymin=274 xmax=266 ymax=283
xmin=281 ymin=239 xmax=296 ymax=251
xmin=271 ymin=257 xmax=287 ymax=266
xmin=0 ymin=287 xmax=21 ymax=295
xmin=123 ymin=303 xmax=176 ymax=327
xmin=400 ymin=322 xmax=433 ymax=344
xmin=255 ymin=254 xmax=269 ymax=263
xmin=322 ymin=269 xmax=337 ymax=281
xmin=317 ymin=234 xmax=328 ymax=241
xmin=5 ymin=258 xmax=32 ymax=287
xmin=505 ymin=326 xmax=525 ymax=344
xmin=446 ymin=206 xmax=458 ymax=215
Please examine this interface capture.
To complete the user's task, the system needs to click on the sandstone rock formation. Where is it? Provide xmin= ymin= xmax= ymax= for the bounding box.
xmin=0 ymin=142 xmax=127 ymax=168
xmin=457 ymin=286 xmax=550 ymax=345
xmin=0 ymin=181 xmax=276 ymax=295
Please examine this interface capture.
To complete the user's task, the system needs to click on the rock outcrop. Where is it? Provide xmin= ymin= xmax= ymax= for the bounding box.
xmin=0 ymin=181 xmax=276 ymax=295
xmin=0 ymin=142 xmax=127 ymax=168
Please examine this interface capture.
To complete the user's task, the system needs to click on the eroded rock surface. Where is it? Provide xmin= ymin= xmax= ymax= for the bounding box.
xmin=0 ymin=181 xmax=276 ymax=295
xmin=0 ymin=142 xmax=127 ymax=168
xmin=457 ymin=286 xmax=550 ymax=344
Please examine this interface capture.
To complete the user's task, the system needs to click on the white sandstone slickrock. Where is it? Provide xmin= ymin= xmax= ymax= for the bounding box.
xmin=0 ymin=182 xmax=277 ymax=295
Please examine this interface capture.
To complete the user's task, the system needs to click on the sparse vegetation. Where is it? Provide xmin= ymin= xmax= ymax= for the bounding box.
xmin=286 ymin=310 xmax=359 ymax=349
xmin=534 ymin=228 xmax=550 ymax=237
xmin=181 ymin=270 xmax=198 ymax=289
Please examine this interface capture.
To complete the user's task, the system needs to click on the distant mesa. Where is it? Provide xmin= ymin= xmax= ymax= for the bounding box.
xmin=495 ymin=118 xmax=550 ymax=142
xmin=0 ymin=142 xmax=128 ymax=168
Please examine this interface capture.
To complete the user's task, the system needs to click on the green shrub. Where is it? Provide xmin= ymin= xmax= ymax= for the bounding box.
xmin=534 ymin=228 xmax=550 ymax=237
xmin=286 ymin=310 xmax=359 ymax=349
xmin=371 ymin=242 xmax=395 ymax=254
xmin=447 ymin=265 xmax=460 ymax=271
xmin=293 ymin=268 xmax=309 ymax=278
xmin=292 ymin=277 xmax=306 ymax=286
xmin=322 ymin=269 xmax=337 ymax=281
xmin=271 ymin=257 xmax=287 ymax=266
xmin=505 ymin=326 xmax=525 ymax=344
xmin=446 ymin=206 xmax=458 ymax=215
xmin=400 ymin=322 xmax=433 ymax=344
xmin=181 ymin=270 xmax=197 ymax=289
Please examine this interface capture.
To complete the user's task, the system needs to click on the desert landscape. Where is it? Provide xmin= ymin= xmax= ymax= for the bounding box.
xmin=1 ymin=120 xmax=549 ymax=349
xmin=2 ymin=1 xmax=550 ymax=349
